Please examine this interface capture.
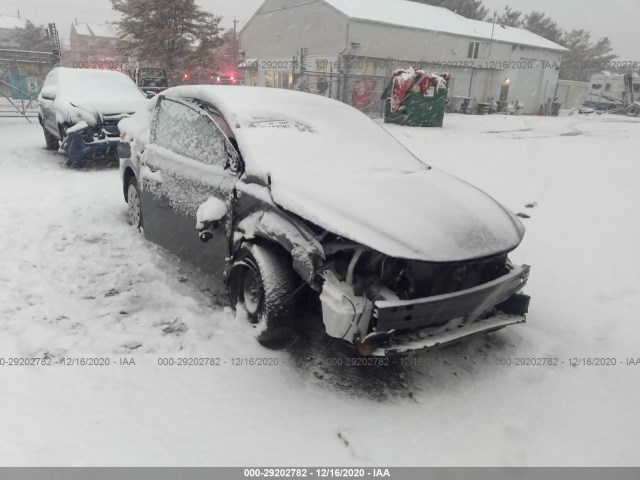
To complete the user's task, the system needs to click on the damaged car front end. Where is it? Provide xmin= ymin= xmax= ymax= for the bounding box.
xmin=230 ymin=179 xmax=530 ymax=357
xmin=61 ymin=108 xmax=126 ymax=167
xmin=316 ymin=241 xmax=530 ymax=356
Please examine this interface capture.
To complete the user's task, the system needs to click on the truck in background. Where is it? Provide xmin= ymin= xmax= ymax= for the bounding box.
xmin=134 ymin=67 xmax=169 ymax=95
xmin=583 ymin=72 xmax=640 ymax=116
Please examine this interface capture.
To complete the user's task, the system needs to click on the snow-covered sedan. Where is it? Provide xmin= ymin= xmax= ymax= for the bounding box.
xmin=38 ymin=67 xmax=147 ymax=166
xmin=118 ymin=86 xmax=531 ymax=356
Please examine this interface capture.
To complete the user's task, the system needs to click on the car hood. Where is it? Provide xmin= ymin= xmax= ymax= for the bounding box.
xmin=269 ymin=169 xmax=525 ymax=262
xmin=70 ymin=99 xmax=146 ymax=117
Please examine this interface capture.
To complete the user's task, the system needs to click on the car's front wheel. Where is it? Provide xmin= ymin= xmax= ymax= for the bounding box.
xmin=227 ymin=243 xmax=297 ymax=348
xmin=42 ymin=126 xmax=59 ymax=150
xmin=127 ymin=177 xmax=143 ymax=229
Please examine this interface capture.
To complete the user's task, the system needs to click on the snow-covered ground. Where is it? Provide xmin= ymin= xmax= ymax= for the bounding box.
xmin=0 ymin=112 xmax=639 ymax=466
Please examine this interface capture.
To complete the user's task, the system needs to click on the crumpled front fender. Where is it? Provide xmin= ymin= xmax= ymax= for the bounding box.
xmin=233 ymin=210 xmax=325 ymax=287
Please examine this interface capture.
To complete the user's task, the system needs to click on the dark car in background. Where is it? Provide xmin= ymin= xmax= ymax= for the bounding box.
xmin=135 ymin=67 xmax=169 ymax=95
xmin=118 ymin=86 xmax=530 ymax=356
xmin=38 ymin=67 xmax=147 ymax=166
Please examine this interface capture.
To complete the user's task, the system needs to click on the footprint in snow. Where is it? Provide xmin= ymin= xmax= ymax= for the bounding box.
xmin=161 ymin=319 xmax=188 ymax=336
xmin=336 ymin=430 xmax=369 ymax=461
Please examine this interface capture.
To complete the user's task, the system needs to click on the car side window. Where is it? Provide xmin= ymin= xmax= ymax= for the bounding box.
xmin=152 ymin=97 xmax=226 ymax=168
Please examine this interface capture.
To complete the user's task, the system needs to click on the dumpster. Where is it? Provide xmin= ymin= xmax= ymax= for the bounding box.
xmin=382 ymin=68 xmax=449 ymax=127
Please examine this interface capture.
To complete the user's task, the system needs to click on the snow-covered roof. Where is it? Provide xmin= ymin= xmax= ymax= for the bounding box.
xmin=595 ymin=71 xmax=639 ymax=78
xmin=0 ymin=15 xmax=27 ymax=30
xmin=323 ymin=0 xmax=568 ymax=52
xmin=72 ymin=22 xmax=118 ymax=38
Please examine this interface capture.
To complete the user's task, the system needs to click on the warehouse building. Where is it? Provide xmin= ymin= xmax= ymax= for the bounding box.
xmin=239 ymin=0 xmax=568 ymax=114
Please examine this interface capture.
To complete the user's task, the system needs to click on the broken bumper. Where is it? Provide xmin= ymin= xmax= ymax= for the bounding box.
xmin=364 ymin=312 xmax=526 ymax=356
xmin=61 ymin=127 xmax=120 ymax=166
xmin=358 ymin=264 xmax=531 ymax=356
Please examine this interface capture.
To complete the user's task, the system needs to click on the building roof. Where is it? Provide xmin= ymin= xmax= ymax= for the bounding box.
xmin=323 ymin=0 xmax=569 ymax=52
xmin=72 ymin=22 xmax=118 ymax=38
xmin=593 ymin=71 xmax=639 ymax=78
xmin=0 ymin=15 xmax=27 ymax=30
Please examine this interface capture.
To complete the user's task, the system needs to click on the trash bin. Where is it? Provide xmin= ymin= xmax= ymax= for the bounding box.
xmin=382 ymin=68 xmax=449 ymax=127
xmin=551 ymin=101 xmax=562 ymax=117
xmin=476 ymin=102 xmax=491 ymax=115
xmin=448 ymin=96 xmax=470 ymax=114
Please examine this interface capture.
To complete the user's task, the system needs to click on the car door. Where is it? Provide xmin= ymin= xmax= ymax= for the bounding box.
xmin=139 ymin=96 xmax=241 ymax=275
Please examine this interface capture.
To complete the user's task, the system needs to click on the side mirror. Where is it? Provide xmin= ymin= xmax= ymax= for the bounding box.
xmin=196 ymin=197 xmax=227 ymax=242
xmin=145 ymin=91 xmax=157 ymax=99
xmin=40 ymin=86 xmax=57 ymax=101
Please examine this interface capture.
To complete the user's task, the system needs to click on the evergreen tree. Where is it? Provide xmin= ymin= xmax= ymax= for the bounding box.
xmin=496 ymin=6 xmax=523 ymax=28
xmin=560 ymin=30 xmax=617 ymax=81
xmin=523 ymin=11 xmax=563 ymax=43
xmin=13 ymin=21 xmax=49 ymax=51
xmin=408 ymin=0 xmax=489 ymax=21
xmin=111 ymin=0 xmax=223 ymax=70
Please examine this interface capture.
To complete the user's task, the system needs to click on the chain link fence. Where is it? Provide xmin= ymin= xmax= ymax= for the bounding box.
xmin=293 ymin=70 xmax=393 ymax=118
xmin=0 ymin=48 xmax=57 ymax=120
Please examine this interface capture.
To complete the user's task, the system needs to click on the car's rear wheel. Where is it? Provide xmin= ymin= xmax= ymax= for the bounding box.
xmin=42 ymin=126 xmax=59 ymax=150
xmin=127 ymin=177 xmax=143 ymax=229
xmin=227 ymin=243 xmax=297 ymax=347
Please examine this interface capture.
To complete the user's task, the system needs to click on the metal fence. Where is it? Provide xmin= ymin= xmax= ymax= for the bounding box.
xmin=295 ymin=70 xmax=392 ymax=118
xmin=0 ymin=48 xmax=57 ymax=121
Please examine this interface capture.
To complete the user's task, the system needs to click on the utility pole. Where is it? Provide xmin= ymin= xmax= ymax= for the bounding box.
xmin=233 ymin=18 xmax=239 ymax=74
xmin=488 ymin=11 xmax=497 ymax=59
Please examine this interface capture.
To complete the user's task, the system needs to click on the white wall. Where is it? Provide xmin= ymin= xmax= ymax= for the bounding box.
xmin=239 ymin=0 xmax=565 ymax=114
xmin=240 ymin=0 xmax=347 ymax=59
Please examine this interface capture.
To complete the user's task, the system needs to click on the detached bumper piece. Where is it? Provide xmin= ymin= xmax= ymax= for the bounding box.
xmin=359 ymin=264 xmax=530 ymax=356
xmin=363 ymin=312 xmax=526 ymax=357
xmin=61 ymin=127 xmax=120 ymax=167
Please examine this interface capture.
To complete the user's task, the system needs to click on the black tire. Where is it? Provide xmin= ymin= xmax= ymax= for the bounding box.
xmin=227 ymin=243 xmax=297 ymax=348
xmin=43 ymin=126 xmax=59 ymax=150
xmin=627 ymin=105 xmax=640 ymax=117
xmin=126 ymin=176 xmax=143 ymax=229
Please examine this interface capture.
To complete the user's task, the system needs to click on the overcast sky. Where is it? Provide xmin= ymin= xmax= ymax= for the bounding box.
xmin=1 ymin=0 xmax=637 ymax=58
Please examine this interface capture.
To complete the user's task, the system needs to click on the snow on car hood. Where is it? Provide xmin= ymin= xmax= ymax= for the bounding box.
xmin=51 ymin=68 xmax=146 ymax=119
xmin=269 ymin=169 xmax=525 ymax=262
